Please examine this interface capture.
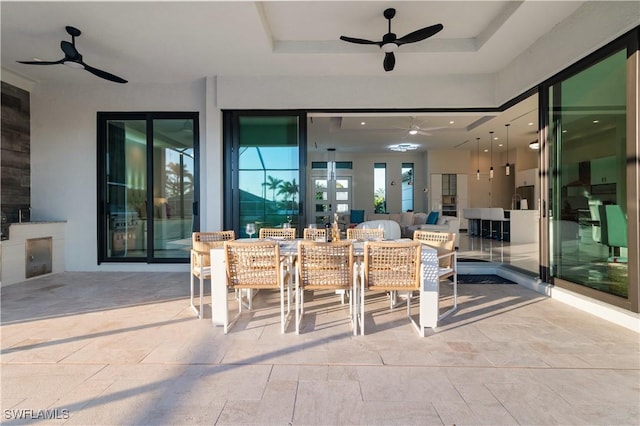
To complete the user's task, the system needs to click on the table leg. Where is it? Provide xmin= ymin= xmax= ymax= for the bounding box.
xmin=210 ymin=249 xmax=227 ymax=326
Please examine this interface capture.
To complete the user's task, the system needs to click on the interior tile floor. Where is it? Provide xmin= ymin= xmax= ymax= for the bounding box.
xmin=2 ymin=270 xmax=638 ymax=425
xmin=456 ymin=232 xmax=539 ymax=274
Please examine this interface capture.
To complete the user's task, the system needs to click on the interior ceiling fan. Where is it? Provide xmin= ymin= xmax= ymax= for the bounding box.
xmin=396 ymin=117 xmax=444 ymax=136
xmin=17 ymin=26 xmax=127 ymax=84
xmin=340 ymin=8 xmax=443 ymax=72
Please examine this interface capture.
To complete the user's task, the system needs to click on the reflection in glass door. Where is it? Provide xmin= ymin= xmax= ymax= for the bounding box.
xmin=548 ymin=48 xmax=628 ymax=298
xmin=152 ymin=119 xmax=195 ymax=258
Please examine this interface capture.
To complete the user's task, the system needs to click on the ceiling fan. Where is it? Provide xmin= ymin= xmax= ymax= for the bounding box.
xmin=339 ymin=8 xmax=443 ymax=72
xmin=17 ymin=26 xmax=127 ymax=84
xmin=396 ymin=117 xmax=444 ymax=136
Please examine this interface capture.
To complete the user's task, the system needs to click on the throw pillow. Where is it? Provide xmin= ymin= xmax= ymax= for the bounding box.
xmin=426 ymin=211 xmax=439 ymax=224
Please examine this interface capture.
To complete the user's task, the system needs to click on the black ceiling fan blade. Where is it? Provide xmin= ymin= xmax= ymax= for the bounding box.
xmin=339 ymin=35 xmax=382 ymax=46
xmin=60 ymin=40 xmax=80 ymax=60
xmin=17 ymin=59 xmax=64 ymax=65
xmin=396 ymin=23 xmax=443 ymax=45
xmin=383 ymin=52 xmax=395 ymax=72
xmin=83 ymin=63 xmax=128 ymax=84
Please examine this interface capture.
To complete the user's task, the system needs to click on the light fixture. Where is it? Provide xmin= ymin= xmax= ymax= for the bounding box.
xmin=505 ymin=123 xmax=510 ymax=176
xmin=489 ymin=131 xmax=494 ymax=180
xmin=529 ymin=141 xmax=540 ymax=150
xmin=408 ymin=129 xmax=418 ymax=135
xmin=389 ymin=143 xmax=418 ymax=152
xmin=476 ymin=137 xmax=480 ymax=181
xmin=327 ymin=148 xmax=336 ymax=180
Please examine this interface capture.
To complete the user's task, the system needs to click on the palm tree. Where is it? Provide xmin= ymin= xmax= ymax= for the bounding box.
xmin=265 ymin=176 xmax=283 ymax=201
xmin=165 ymin=162 xmax=193 ymax=197
xmin=277 ymin=178 xmax=299 ymax=216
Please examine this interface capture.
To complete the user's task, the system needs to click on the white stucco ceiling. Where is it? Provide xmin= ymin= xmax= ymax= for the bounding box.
xmin=1 ymin=1 xmax=637 ymax=153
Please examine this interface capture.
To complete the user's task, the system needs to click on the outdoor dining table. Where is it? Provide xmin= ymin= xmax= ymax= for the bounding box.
xmin=209 ymin=238 xmax=442 ymax=335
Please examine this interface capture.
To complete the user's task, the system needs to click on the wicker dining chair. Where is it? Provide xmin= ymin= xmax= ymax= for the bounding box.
xmin=413 ymin=230 xmax=457 ymax=320
xmin=295 ymin=241 xmax=357 ymax=335
xmin=359 ymin=240 xmax=422 ymax=335
xmin=259 ymin=227 xmax=296 ymax=240
xmin=303 ymin=227 xmax=327 ymax=241
xmin=190 ymin=231 xmax=235 ymax=319
xmin=346 ymin=227 xmax=384 ymax=241
xmin=223 ymin=240 xmax=292 ymax=334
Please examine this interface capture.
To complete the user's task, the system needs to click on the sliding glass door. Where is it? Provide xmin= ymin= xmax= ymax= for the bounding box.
xmin=224 ymin=111 xmax=306 ymax=237
xmin=546 ymin=43 xmax=634 ymax=306
xmin=97 ymin=113 xmax=198 ymax=263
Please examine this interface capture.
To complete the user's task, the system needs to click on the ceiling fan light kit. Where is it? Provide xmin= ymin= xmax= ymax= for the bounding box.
xmin=17 ymin=26 xmax=127 ymax=83
xmin=390 ymin=143 xmax=418 ymax=152
xmin=340 ymin=8 xmax=443 ymax=72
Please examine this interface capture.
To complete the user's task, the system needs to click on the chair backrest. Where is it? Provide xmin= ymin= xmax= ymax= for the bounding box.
xmin=347 ymin=227 xmax=384 ymax=241
xmin=413 ymin=231 xmax=455 ymax=268
xmin=303 ymin=227 xmax=327 ymax=241
xmin=224 ymin=241 xmax=281 ymax=289
xmin=354 ymin=220 xmax=401 ymax=239
xmin=297 ymin=240 xmax=353 ymax=290
xmin=362 ymin=241 xmax=421 ymax=292
xmin=191 ymin=231 xmax=235 ymax=268
xmin=259 ymin=227 xmax=296 ymax=240
xmin=600 ymin=204 xmax=627 ymax=248
xmin=350 ymin=209 xmax=365 ymax=224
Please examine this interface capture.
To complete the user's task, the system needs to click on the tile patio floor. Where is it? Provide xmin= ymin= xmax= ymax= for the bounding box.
xmin=1 ymin=271 xmax=639 ymax=425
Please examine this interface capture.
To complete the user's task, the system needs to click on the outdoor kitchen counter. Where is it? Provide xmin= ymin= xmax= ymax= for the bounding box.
xmin=1 ymin=221 xmax=66 ymax=287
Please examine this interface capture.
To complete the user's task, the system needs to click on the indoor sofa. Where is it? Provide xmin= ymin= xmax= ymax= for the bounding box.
xmin=405 ymin=215 xmax=460 ymax=248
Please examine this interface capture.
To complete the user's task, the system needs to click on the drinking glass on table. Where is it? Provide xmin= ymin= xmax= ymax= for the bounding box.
xmin=245 ymin=223 xmax=256 ymax=239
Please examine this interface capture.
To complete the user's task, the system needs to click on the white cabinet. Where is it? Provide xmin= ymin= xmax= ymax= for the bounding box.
xmin=591 ymin=156 xmax=617 ymax=185
xmin=516 ymin=168 xmax=538 ymax=187
xmin=430 ymin=173 xmax=468 ymax=226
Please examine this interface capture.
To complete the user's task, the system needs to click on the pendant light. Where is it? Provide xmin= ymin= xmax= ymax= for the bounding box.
xmin=489 ymin=131 xmax=494 ymax=180
xmin=505 ymin=124 xmax=511 ymax=176
xmin=327 ymin=148 xmax=336 ymax=181
xmin=476 ymin=137 xmax=480 ymax=180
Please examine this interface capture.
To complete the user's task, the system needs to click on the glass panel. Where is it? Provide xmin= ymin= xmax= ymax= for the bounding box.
xmin=374 ymin=163 xmax=386 ymax=213
xmin=238 ymin=116 xmax=300 ymax=236
xmin=549 ymin=49 xmax=627 ymax=297
xmin=105 ymin=120 xmax=147 ymax=259
xmin=402 ymin=163 xmax=414 ymax=211
xmin=152 ymin=119 xmax=195 ymax=259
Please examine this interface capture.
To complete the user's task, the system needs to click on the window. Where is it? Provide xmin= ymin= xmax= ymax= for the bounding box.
xmin=402 ymin=163 xmax=414 ymax=211
xmin=374 ymin=163 xmax=386 ymax=213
